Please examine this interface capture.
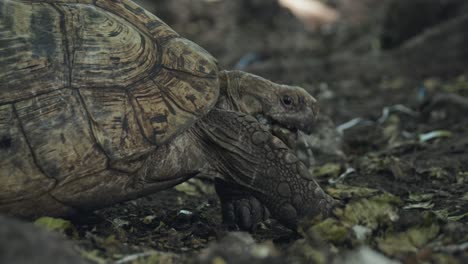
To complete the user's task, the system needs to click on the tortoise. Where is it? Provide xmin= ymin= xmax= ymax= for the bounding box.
xmin=0 ymin=0 xmax=336 ymax=229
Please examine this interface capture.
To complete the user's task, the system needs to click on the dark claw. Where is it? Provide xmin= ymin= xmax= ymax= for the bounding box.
xmin=215 ymin=179 xmax=268 ymax=232
xmin=237 ymin=203 xmax=252 ymax=230
xmin=222 ymin=202 xmax=236 ymax=228
xmin=221 ymin=197 xmax=268 ymax=232
xmin=249 ymin=198 xmax=264 ymax=228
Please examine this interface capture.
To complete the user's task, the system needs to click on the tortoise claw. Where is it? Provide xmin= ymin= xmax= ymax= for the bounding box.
xmin=215 ymin=179 xmax=269 ymax=232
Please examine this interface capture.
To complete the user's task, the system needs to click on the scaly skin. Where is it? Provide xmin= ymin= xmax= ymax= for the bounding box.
xmin=204 ymin=70 xmax=327 ymax=230
xmin=195 ymin=109 xmax=337 ymax=229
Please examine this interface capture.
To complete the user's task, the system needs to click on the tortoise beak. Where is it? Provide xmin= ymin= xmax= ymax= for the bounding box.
xmin=274 ymin=88 xmax=319 ymax=134
xmin=270 ymin=104 xmax=319 ymax=135
xmin=296 ymin=105 xmax=318 ymax=134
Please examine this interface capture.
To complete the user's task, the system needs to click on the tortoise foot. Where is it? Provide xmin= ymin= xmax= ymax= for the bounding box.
xmin=215 ymin=179 xmax=269 ymax=232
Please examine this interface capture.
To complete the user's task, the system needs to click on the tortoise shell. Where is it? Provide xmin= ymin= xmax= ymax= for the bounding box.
xmin=0 ymin=0 xmax=219 ymax=216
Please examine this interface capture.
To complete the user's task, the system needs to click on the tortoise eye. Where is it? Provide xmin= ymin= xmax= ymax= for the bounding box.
xmin=281 ymin=95 xmax=294 ymax=107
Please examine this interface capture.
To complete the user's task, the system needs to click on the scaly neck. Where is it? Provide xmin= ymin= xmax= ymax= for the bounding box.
xmin=217 ymin=70 xmax=244 ymax=112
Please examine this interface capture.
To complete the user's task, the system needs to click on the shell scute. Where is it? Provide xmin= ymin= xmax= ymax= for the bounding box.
xmin=129 ymin=77 xmax=197 ymax=145
xmin=79 ymin=88 xmax=154 ymax=164
xmin=95 ymin=0 xmax=179 ymax=43
xmin=0 ymin=1 xmax=68 ymax=104
xmin=162 ymin=38 xmax=218 ymax=77
xmin=14 ymin=89 xmax=107 ymax=183
xmin=56 ymin=3 xmax=158 ymax=88
xmin=0 ymin=104 xmax=55 ymax=203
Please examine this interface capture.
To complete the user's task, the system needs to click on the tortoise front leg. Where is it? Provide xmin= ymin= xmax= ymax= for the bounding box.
xmin=195 ymin=109 xmax=338 ymax=229
xmin=214 ymin=178 xmax=269 ymax=231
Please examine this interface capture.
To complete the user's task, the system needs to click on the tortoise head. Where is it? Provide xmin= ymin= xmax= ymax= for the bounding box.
xmin=218 ymin=71 xmax=319 ymax=134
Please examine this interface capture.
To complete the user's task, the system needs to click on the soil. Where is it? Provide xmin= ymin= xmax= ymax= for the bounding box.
xmin=27 ymin=0 xmax=468 ymax=263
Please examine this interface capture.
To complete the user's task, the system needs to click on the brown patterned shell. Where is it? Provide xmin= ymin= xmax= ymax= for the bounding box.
xmin=0 ymin=0 xmax=219 ymax=216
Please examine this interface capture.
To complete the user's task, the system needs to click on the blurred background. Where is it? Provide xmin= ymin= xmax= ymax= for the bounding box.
xmin=135 ymin=0 xmax=468 ymax=123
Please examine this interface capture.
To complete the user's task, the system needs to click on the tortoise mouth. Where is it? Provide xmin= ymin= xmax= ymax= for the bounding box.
xmin=255 ymin=114 xmax=301 ymax=131
xmin=255 ymin=114 xmax=302 ymax=145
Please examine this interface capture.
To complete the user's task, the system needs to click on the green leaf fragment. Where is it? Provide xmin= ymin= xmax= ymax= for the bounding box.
xmin=326 ymin=184 xmax=379 ymax=199
xmin=403 ymin=201 xmax=434 ymax=210
xmin=174 ymin=178 xmax=215 ymax=196
xmin=305 ymin=218 xmax=349 ymax=243
xmin=462 ymin=192 xmax=468 ymax=201
xmin=334 ymin=193 xmax=402 ymax=230
xmin=377 ymin=224 xmax=440 ymax=256
xmin=433 ymin=209 xmax=449 ymax=220
xmin=457 ymin=172 xmax=468 ymax=184
xmin=312 ymin=163 xmax=342 ymax=178
xmin=426 ymin=167 xmax=450 ymax=179
xmin=408 ymin=193 xmax=435 ymax=202
xmin=447 ymin=211 xmax=468 ymax=222
xmin=115 ymin=251 xmax=182 ymax=264
xmin=34 ymin=216 xmax=78 ymax=239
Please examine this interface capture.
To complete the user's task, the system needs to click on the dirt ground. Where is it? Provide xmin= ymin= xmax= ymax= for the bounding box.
xmin=30 ymin=0 xmax=468 ymax=263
